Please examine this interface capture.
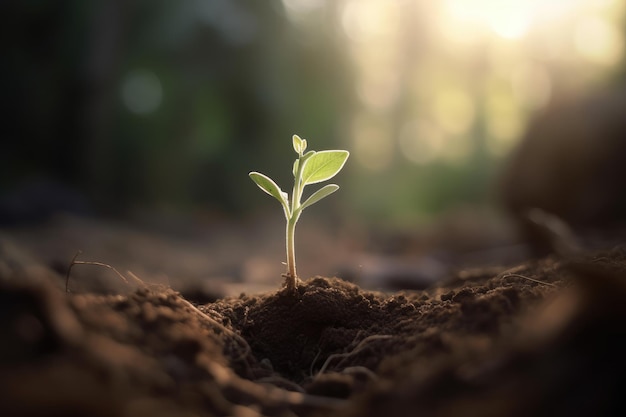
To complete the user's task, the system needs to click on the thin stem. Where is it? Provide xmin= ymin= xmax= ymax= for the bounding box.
xmin=285 ymin=216 xmax=297 ymax=292
xmin=283 ymin=151 xmax=306 ymax=293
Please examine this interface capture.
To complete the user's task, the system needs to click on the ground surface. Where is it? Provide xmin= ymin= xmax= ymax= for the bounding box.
xmin=1 ymin=226 xmax=625 ymax=416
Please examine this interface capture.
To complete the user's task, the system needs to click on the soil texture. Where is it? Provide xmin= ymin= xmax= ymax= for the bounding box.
xmin=1 ymin=245 xmax=626 ymax=416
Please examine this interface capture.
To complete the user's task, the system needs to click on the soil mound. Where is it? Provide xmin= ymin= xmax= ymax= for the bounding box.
xmin=1 ymin=247 xmax=626 ymax=416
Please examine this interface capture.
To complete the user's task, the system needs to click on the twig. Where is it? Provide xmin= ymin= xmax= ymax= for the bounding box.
xmin=497 ymin=264 xmax=529 ymax=277
xmin=126 ymin=270 xmax=149 ymax=286
xmin=500 ymin=273 xmax=557 ymax=287
xmin=66 ymin=251 xmax=131 ymax=293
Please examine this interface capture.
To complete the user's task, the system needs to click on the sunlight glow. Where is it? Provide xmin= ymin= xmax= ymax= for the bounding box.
xmin=342 ymin=0 xmax=623 ymax=173
xmin=331 ymin=0 xmax=624 ymax=219
xmin=442 ymin=0 xmax=532 ymax=39
xmin=440 ymin=0 xmax=596 ymax=40
xmin=342 ymin=0 xmax=398 ymax=43
xmin=574 ymin=16 xmax=624 ymax=66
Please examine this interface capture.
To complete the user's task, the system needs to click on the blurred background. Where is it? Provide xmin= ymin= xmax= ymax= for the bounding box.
xmin=1 ymin=0 xmax=625 ymax=294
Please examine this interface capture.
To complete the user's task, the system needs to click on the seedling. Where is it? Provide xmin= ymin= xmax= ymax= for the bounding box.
xmin=249 ymin=135 xmax=349 ymax=293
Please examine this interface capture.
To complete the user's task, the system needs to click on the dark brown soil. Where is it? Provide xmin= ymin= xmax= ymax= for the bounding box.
xmin=1 ymin=245 xmax=626 ymax=416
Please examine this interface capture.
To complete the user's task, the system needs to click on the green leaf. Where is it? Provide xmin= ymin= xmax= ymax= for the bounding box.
xmin=301 ymin=150 xmax=349 ymax=186
xmin=292 ymin=135 xmax=306 ymax=154
xmin=300 ymin=184 xmax=339 ymax=210
xmin=249 ymin=172 xmax=288 ymax=207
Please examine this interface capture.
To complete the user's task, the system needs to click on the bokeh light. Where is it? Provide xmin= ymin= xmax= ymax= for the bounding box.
xmin=341 ymin=2 xmax=623 ymax=158
xmin=334 ymin=0 xmax=625 ymax=222
xmin=4 ymin=0 xmax=625 ymax=227
xmin=574 ymin=15 xmax=624 ymax=66
xmin=121 ymin=69 xmax=163 ymax=115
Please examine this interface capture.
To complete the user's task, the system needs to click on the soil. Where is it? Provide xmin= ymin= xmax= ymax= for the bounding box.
xmin=1 ymin=239 xmax=626 ymax=416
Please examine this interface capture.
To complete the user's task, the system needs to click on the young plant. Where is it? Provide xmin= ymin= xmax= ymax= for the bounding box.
xmin=249 ymin=135 xmax=349 ymax=293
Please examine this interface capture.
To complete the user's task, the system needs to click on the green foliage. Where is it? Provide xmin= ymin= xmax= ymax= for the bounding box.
xmin=249 ymin=134 xmax=349 ymax=292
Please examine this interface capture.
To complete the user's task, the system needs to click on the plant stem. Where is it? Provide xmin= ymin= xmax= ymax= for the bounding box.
xmin=284 ymin=151 xmax=306 ymax=293
xmin=285 ymin=215 xmax=297 ymax=292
